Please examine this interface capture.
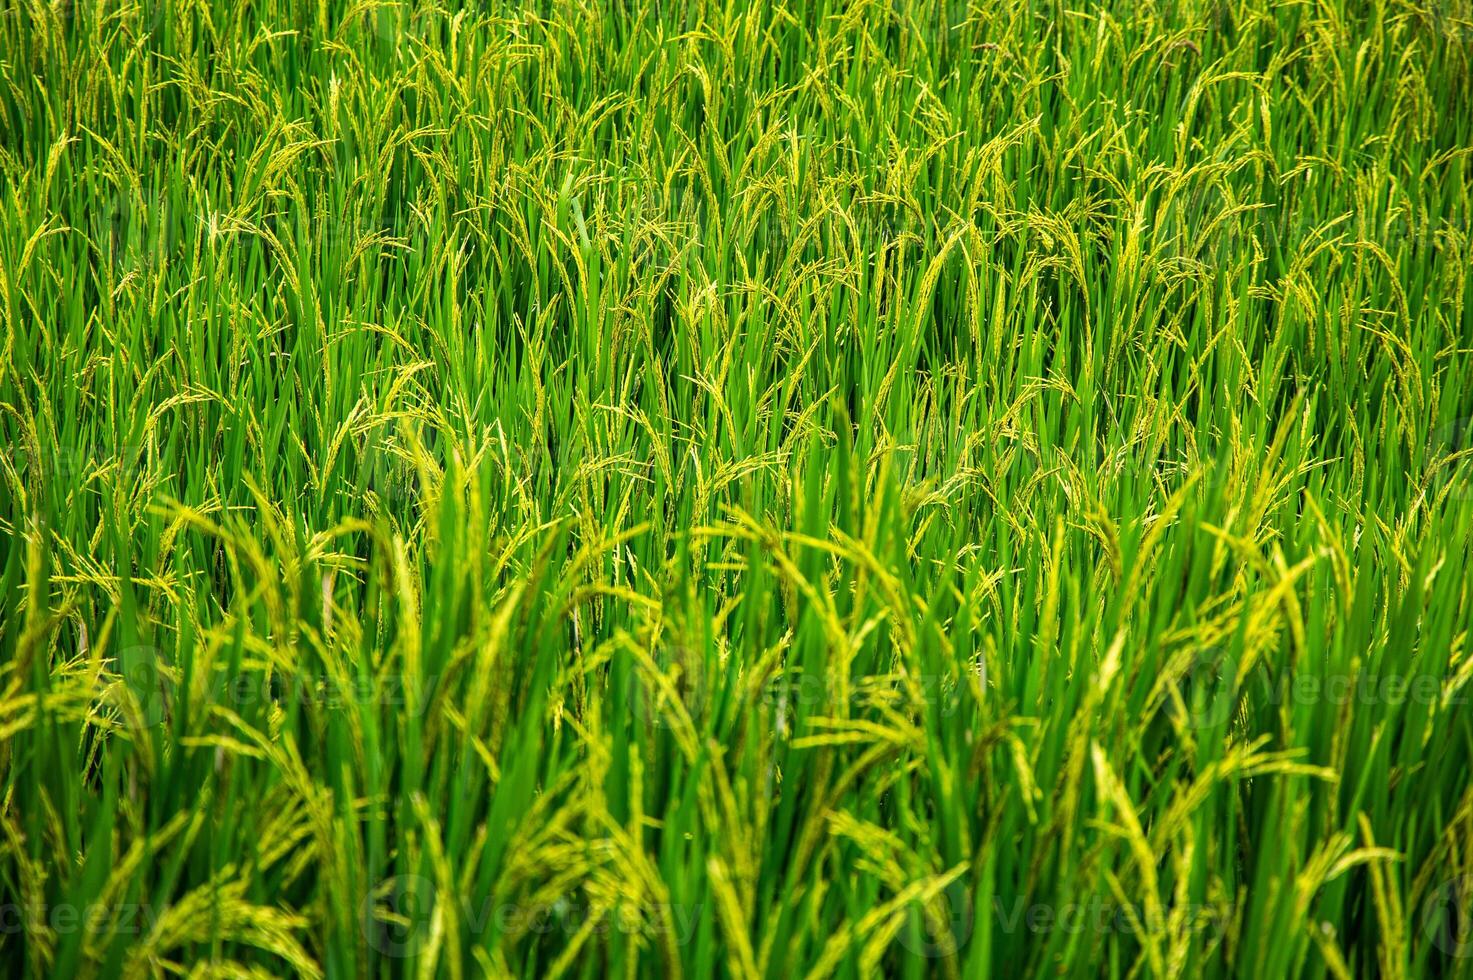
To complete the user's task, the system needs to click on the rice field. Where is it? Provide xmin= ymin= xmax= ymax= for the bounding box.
xmin=2 ymin=0 xmax=1472 ymax=976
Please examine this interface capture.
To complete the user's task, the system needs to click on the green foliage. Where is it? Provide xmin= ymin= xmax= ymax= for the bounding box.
xmin=1 ymin=0 xmax=1472 ymax=976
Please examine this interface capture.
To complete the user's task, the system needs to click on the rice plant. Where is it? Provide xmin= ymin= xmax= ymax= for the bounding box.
xmin=1 ymin=0 xmax=1471 ymax=976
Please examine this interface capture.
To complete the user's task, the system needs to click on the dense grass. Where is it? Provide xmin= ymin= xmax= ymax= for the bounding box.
xmin=2 ymin=0 xmax=1473 ymax=976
